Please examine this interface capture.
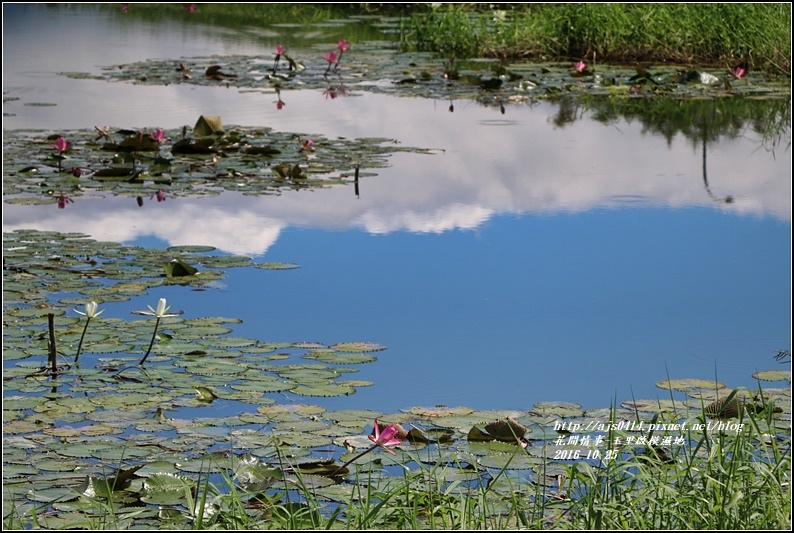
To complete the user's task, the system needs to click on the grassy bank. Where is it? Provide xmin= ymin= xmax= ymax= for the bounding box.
xmin=98 ymin=3 xmax=790 ymax=75
xmin=404 ymin=3 xmax=791 ymax=75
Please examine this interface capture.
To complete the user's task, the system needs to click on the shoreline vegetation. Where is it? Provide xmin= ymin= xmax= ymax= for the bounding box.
xmin=115 ymin=3 xmax=791 ymax=75
xmin=399 ymin=3 xmax=791 ymax=76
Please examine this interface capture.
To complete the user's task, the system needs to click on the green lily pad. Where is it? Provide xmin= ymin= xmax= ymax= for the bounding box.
xmin=656 ymin=378 xmax=726 ymax=392
xmin=752 ymin=370 xmax=791 ymax=382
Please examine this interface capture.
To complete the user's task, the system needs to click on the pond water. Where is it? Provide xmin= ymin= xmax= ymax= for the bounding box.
xmin=3 ymin=4 xmax=791 ymax=419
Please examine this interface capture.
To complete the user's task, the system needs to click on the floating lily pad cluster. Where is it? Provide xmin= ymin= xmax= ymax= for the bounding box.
xmin=60 ymin=38 xmax=790 ymax=109
xmin=2 ymin=229 xmax=283 ymax=309
xmin=2 ymin=120 xmax=438 ymax=205
xmin=3 ymin=230 xmax=790 ymax=528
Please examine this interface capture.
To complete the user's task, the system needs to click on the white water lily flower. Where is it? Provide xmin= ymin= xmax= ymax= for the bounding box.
xmin=139 ymin=298 xmax=179 ymax=318
xmin=74 ymin=301 xmax=104 ymax=319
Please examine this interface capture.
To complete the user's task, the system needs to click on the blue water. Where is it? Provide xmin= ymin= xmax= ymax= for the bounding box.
xmin=125 ymin=206 xmax=790 ymax=414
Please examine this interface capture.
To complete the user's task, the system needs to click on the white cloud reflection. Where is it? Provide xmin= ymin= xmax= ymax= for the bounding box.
xmin=3 ymin=92 xmax=790 ymax=257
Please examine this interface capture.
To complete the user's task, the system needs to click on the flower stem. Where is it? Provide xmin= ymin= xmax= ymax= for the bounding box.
xmin=74 ymin=317 xmax=91 ymax=363
xmin=139 ymin=316 xmax=161 ymax=365
xmin=330 ymin=443 xmax=378 ymax=477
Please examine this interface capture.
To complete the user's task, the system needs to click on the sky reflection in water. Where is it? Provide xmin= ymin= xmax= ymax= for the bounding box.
xmin=2 ymin=5 xmax=791 ymax=414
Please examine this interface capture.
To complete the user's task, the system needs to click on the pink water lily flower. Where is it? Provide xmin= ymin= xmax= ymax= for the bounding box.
xmin=368 ymin=419 xmax=404 ymax=455
xmin=52 ymin=136 xmax=69 ymax=153
xmin=574 ymin=60 xmax=587 ymax=72
xmin=323 ymin=50 xmax=338 ymax=75
xmin=150 ymin=189 xmax=167 ymax=202
xmin=150 ymin=128 xmax=165 ymax=144
xmin=337 ymin=39 xmax=349 ymax=52
xmin=730 ymin=65 xmax=745 ymax=79
xmin=273 ymin=45 xmax=285 ymax=73
xmin=51 ymin=137 xmax=69 ymax=172
xmin=57 ymin=195 xmax=73 ymax=209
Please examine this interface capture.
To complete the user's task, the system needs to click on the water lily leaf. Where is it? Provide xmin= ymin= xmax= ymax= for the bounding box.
xmin=26 ymin=486 xmax=80 ymax=504
xmin=330 ymin=342 xmax=387 ymax=353
xmin=303 ymin=350 xmax=377 ymax=364
xmin=2 ymin=464 xmax=40 ymax=478
xmin=274 ymin=431 xmax=332 ymax=448
xmin=167 ymin=245 xmax=216 ymax=253
xmin=410 ymin=406 xmax=475 ymax=418
xmin=532 ymin=402 xmax=584 ymax=418
xmin=4 ymin=396 xmax=44 ymax=410
xmin=477 ymin=450 xmax=537 ymax=470
xmin=467 ymin=426 xmax=493 ymax=442
xmin=164 ymin=258 xmax=198 ymax=278
xmin=255 ymin=262 xmax=301 ymax=270
xmin=234 ymin=456 xmax=280 ymax=491
xmin=273 ymin=419 xmax=329 ymax=433
xmin=195 ymin=386 xmax=218 ymax=402
xmin=256 ymin=404 xmax=326 ymax=420
xmin=325 ymin=409 xmax=383 ymax=425
xmin=291 ymin=383 xmax=356 ymax=397
xmin=752 ymin=370 xmax=791 ymax=382
xmin=170 ymin=137 xmax=217 ymax=154
xmin=656 ymin=378 xmax=726 ymax=392
xmin=243 ymin=145 xmax=281 ymax=157
xmin=141 ymin=473 xmax=194 ymax=505
xmin=93 ymin=167 xmax=135 ymax=178
xmin=484 ymin=417 xmax=528 ymax=441
xmin=91 ymin=446 xmax=151 ymax=461
xmin=194 ymin=115 xmax=223 ymax=137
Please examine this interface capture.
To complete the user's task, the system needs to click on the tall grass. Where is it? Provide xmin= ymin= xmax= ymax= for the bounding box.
xmin=407 ymin=4 xmax=791 ymax=75
xmin=5 ymin=394 xmax=789 ymax=530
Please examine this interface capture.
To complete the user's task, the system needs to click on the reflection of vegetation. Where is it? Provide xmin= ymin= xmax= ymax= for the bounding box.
xmin=551 ymin=96 xmax=790 ymax=206
xmin=2 ymin=122 xmax=435 ymax=205
xmin=555 ymin=96 xmax=791 ymax=155
xmin=407 ymin=4 xmax=791 ymax=76
xmin=89 ymin=2 xmax=392 ymax=51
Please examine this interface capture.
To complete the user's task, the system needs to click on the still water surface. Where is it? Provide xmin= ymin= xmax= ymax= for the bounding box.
xmin=3 ymin=5 xmax=791 ymax=414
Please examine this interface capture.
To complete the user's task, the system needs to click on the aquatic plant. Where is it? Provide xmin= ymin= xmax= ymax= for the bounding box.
xmin=56 ymin=194 xmax=73 ymax=209
xmin=442 ymin=56 xmax=458 ymax=79
xmin=50 ymin=136 xmax=69 ymax=173
xmin=275 ymin=88 xmax=286 ymax=109
xmin=331 ymin=419 xmax=405 ymax=476
xmin=73 ymin=301 xmax=104 ymax=362
xmin=730 ymin=65 xmax=746 ymax=79
xmin=323 ymin=50 xmax=338 ymax=76
xmin=149 ymin=189 xmax=167 ymax=202
xmin=335 ymin=39 xmax=349 ymax=70
xmin=136 ymin=297 xmax=180 ymax=364
xmin=273 ymin=44 xmax=284 ymax=74
xmin=149 ymin=127 xmax=165 ymax=145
